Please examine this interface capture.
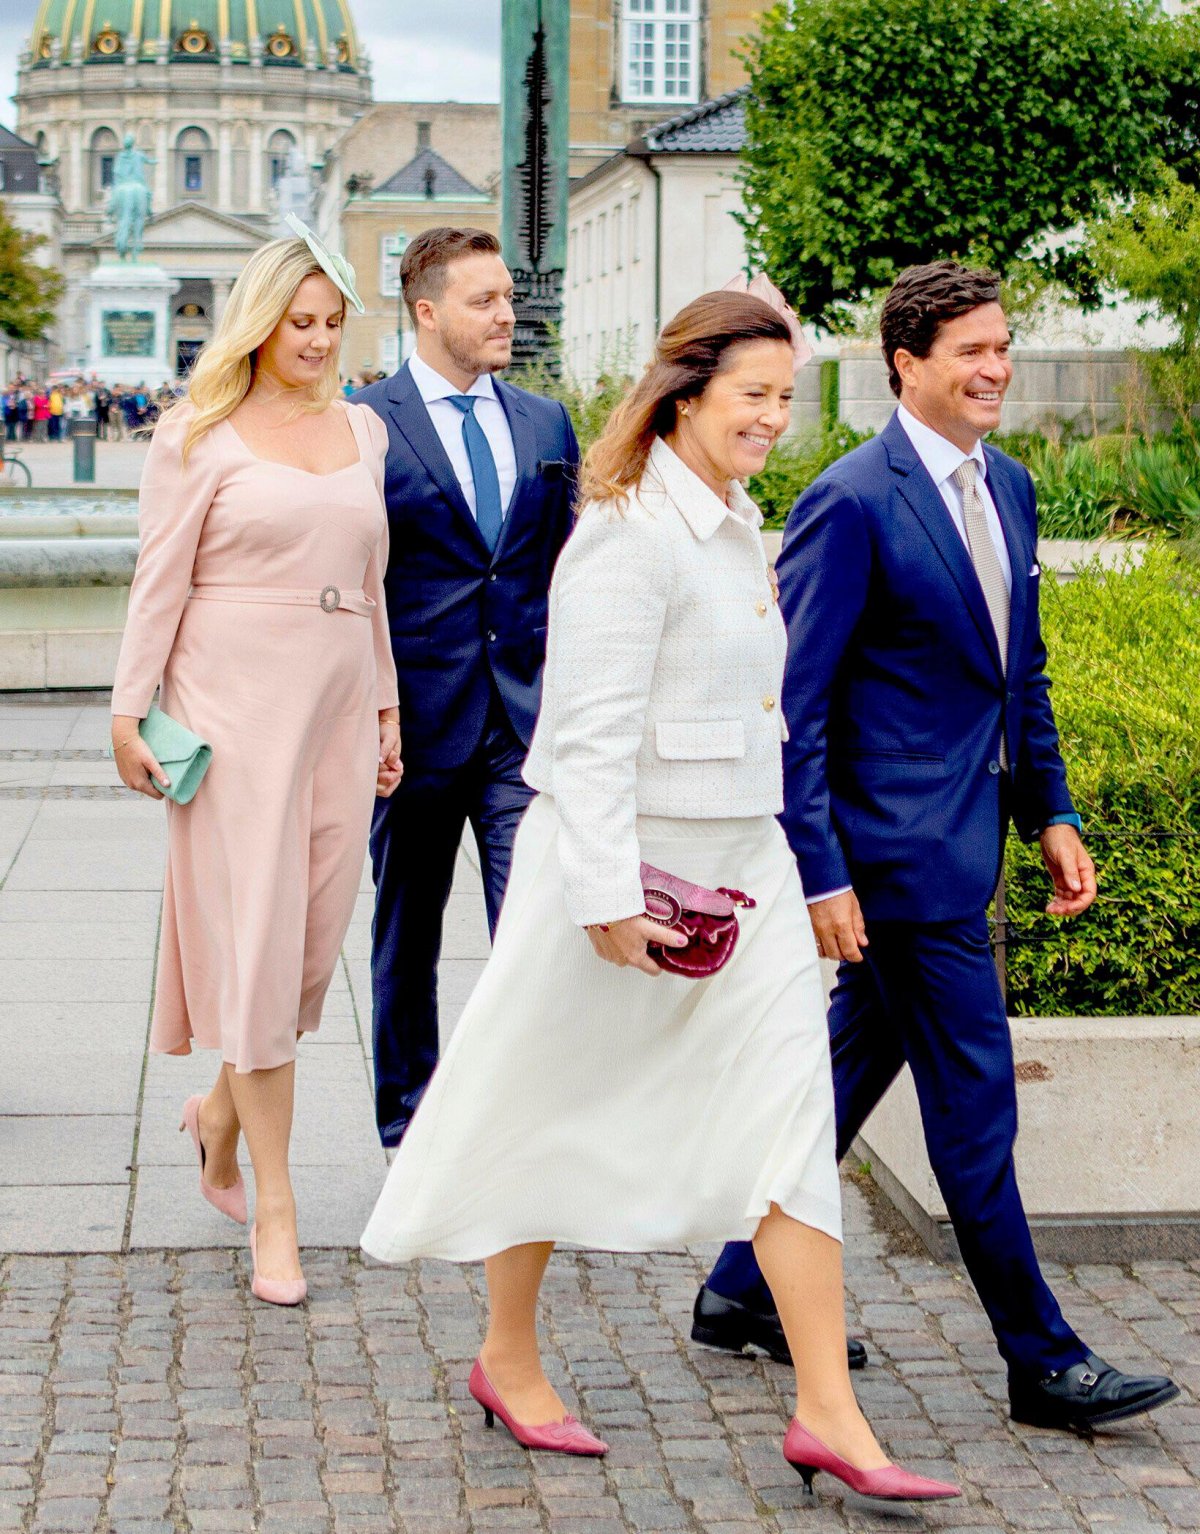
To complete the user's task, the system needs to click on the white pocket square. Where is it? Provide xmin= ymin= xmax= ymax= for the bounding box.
xmin=1029 ymin=562 xmax=1041 ymax=576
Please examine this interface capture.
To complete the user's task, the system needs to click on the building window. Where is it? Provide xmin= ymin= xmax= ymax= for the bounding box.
xmin=90 ymin=127 xmax=120 ymax=205
xmin=613 ymin=205 xmax=624 ymax=270
xmin=597 ymin=213 xmax=607 ymax=276
xmin=569 ymin=228 xmax=578 ymax=286
xmin=380 ymin=235 xmax=407 ymax=299
xmin=630 ymin=194 xmax=641 ymax=262
xmin=416 ymin=121 xmax=431 ymax=150
xmin=175 ymin=126 xmax=212 ymax=201
xmin=621 ymin=0 xmax=698 ymax=104
xmin=267 ymin=129 xmax=296 ymax=190
xmin=583 ymin=221 xmax=593 ymax=281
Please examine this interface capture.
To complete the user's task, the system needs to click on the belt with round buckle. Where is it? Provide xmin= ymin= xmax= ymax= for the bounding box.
xmin=318 ymin=584 xmax=341 ymax=614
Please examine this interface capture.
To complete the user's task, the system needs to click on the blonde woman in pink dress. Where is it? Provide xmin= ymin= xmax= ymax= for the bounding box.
xmin=111 ymin=229 xmax=400 ymax=1304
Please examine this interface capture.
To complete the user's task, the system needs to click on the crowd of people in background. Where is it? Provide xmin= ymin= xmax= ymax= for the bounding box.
xmin=1 ymin=376 xmax=183 ymax=443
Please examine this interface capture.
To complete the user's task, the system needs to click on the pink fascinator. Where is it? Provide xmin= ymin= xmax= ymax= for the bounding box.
xmin=721 ymin=272 xmax=812 ymax=371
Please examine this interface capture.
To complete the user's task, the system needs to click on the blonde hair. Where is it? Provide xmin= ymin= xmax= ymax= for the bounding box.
xmin=165 ymin=237 xmax=345 ymax=461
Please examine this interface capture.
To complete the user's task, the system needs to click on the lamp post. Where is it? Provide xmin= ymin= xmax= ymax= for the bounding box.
xmin=393 ymin=231 xmax=409 ymax=372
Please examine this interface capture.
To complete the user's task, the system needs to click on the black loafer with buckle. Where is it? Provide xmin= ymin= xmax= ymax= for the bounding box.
xmin=1009 ymin=1351 xmax=1179 ymax=1433
xmin=691 ymin=1285 xmax=867 ymax=1370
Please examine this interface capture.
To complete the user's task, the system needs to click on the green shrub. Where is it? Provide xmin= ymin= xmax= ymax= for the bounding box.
xmin=1004 ymin=548 xmax=1200 ymax=1016
xmin=750 ymin=423 xmax=873 ymax=527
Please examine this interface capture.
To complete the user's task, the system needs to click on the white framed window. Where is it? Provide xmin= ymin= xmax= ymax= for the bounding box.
xmin=569 ymin=228 xmax=578 ymax=286
xmin=630 ymin=194 xmax=641 ymax=263
xmin=613 ymin=205 xmax=624 ymax=270
xmin=597 ymin=213 xmax=608 ymax=276
xmin=621 ymin=0 xmax=698 ymax=104
xmin=583 ymin=220 xmax=593 ymax=281
xmin=380 ymin=234 xmax=407 ymax=299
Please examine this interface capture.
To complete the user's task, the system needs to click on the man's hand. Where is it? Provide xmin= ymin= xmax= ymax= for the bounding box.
xmin=808 ymin=889 xmax=869 ymax=963
xmin=1040 ymin=824 xmax=1097 ymax=917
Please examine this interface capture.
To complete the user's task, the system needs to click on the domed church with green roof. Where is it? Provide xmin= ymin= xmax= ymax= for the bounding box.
xmin=13 ymin=0 xmax=371 ymax=373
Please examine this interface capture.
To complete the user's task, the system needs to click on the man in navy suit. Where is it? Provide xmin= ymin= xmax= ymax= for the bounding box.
xmin=356 ymin=227 xmax=578 ymax=1148
xmin=693 ymin=263 xmax=1178 ymax=1433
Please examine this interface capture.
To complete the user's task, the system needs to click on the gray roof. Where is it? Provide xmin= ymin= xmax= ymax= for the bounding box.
xmin=373 ymin=147 xmax=488 ymax=201
xmin=0 ymin=126 xmax=38 ymax=154
xmin=638 ymin=87 xmax=747 ymax=154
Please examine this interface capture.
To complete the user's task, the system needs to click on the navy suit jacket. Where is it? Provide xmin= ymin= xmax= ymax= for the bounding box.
xmin=354 ymin=364 xmax=578 ymax=773
xmin=777 ymin=411 xmax=1076 ymax=923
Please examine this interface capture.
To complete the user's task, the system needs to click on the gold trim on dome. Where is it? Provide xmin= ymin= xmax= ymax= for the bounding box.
xmin=79 ymin=0 xmax=97 ymax=54
xmin=37 ymin=32 xmax=53 ymax=59
xmin=131 ymin=0 xmax=145 ymax=39
xmin=311 ymin=0 xmax=328 ymax=60
xmin=62 ymin=0 xmax=82 ymax=49
xmin=334 ymin=31 xmax=349 ymax=64
xmin=332 ymin=0 xmax=355 ymax=65
xmin=267 ymin=22 xmax=294 ymax=57
xmin=291 ymin=0 xmax=307 ymax=54
xmin=158 ymin=0 xmax=172 ymax=44
xmin=217 ymin=0 xmax=229 ymax=40
xmin=93 ymin=23 xmax=123 ymax=53
xmin=178 ymin=21 xmax=211 ymax=52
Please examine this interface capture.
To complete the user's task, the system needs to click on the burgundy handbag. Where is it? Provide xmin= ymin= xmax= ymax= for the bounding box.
xmin=640 ymin=861 xmax=756 ymax=978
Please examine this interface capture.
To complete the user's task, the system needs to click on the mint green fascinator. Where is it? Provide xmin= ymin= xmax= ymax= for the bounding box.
xmin=284 ymin=213 xmax=366 ymax=315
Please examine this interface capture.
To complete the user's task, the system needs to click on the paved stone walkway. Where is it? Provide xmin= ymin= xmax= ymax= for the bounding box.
xmin=0 ymin=693 xmax=1197 ymax=1533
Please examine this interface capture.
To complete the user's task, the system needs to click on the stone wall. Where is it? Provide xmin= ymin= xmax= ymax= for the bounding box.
xmin=840 ymin=344 xmax=1156 ymax=435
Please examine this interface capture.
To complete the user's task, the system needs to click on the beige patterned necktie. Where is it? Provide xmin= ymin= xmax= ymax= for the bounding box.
xmin=951 ymin=459 xmax=1010 ymax=768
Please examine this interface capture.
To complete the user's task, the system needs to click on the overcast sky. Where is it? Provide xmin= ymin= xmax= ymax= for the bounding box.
xmin=0 ymin=0 xmax=501 ymax=132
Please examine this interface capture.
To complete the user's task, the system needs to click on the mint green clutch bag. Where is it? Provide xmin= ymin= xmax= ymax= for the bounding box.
xmin=108 ymin=705 xmax=212 ymax=805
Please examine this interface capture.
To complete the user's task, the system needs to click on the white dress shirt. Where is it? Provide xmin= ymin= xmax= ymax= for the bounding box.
xmin=897 ymin=405 xmax=1013 ymax=592
xmin=408 ymin=351 xmax=518 ymax=518
xmin=806 ymin=408 xmax=1014 ymax=909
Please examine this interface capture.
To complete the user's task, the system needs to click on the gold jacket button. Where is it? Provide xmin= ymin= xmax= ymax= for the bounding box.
xmin=755 ymin=600 xmax=768 ymax=617
xmin=762 ymin=695 xmax=776 ymax=712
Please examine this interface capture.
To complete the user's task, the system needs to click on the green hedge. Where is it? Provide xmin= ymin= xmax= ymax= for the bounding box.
xmin=1004 ymin=549 xmax=1200 ymax=1016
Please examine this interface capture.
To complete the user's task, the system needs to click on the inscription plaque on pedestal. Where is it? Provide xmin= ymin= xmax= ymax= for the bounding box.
xmin=102 ymin=309 xmax=156 ymax=358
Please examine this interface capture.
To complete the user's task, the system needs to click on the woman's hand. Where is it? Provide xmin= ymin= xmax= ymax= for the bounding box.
xmin=586 ymin=914 xmax=688 ymax=976
xmin=111 ymin=715 xmax=169 ymax=799
xmin=768 ymin=565 xmax=780 ymax=604
xmin=377 ymin=712 xmax=402 ymax=798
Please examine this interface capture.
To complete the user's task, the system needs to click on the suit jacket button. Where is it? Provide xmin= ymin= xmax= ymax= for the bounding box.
xmin=489 ymin=572 xmax=498 ymax=582
xmin=988 ymin=760 xmax=1001 ymax=774
xmin=487 ymin=630 xmax=497 ymax=643
xmin=762 ymin=695 xmax=776 ymax=712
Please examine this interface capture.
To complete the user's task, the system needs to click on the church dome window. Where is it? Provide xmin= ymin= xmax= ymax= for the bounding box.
xmin=177 ymin=24 xmax=213 ymax=56
xmin=92 ymin=26 xmax=123 ymax=57
xmin=267 ymin=26 xmax=297 ymax=60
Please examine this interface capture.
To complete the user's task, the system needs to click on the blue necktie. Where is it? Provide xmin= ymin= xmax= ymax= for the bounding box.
xmin=447 ymin=395 xmax=503 ymax=551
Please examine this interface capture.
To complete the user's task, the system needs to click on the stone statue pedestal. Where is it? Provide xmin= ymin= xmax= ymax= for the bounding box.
xmin=85 ymin=262 xmax=178 ymax=385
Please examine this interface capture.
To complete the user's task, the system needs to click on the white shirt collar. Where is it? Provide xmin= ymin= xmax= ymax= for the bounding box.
xmin=644 ymin=436 xmax=762 ymax=541
xmin=897 ymin=403 xmax=986 ymax=489
xmin=409 ymin=350 xmax=498 ymax=405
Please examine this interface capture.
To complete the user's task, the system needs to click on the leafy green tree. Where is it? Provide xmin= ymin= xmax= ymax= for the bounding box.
xmin=0 ymin=201 xmax=62 ymax=342
xmin=742 ymin=0 xmax=1175 ymax=328
xmin=1087 ymin=170 xmax=1200 ymax=447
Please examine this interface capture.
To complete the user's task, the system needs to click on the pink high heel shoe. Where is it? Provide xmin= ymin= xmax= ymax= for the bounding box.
xmin=179 ymin=1095 xmax=247 ymax=1225
xmin=784 ymin=1419 xmax=961 ymax=1502
xmin=468 ymin=1359 xmax=607 ymax=1456
xmin=249 ymin=1225 xmax=307 ymax=1307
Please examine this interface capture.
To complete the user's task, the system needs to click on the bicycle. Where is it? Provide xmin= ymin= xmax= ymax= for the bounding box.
xmin=0 ymin=444 xmax=32 ymax=487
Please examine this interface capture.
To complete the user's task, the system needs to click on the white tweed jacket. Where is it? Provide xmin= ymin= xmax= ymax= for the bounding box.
xmin=523 ymin=436 xmax=788 ymax=927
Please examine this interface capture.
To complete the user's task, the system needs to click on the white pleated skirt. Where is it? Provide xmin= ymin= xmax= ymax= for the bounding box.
xmin=361 ymin=793 xmax=842 ymax=1265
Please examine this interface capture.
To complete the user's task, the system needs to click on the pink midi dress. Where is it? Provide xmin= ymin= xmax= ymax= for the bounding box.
xmin=111 ymin=401 xmax=399 ymax=1072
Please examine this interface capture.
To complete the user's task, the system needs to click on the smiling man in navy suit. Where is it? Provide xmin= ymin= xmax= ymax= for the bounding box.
xmin=356 ymin=227 xmax=578 ymax=1148
xmin=694 ymin=262 xmax=1179 ymax=1435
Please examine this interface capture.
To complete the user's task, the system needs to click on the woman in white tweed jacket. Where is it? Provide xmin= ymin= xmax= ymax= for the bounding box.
xmin=362 ymin=293 xmax=959 ymax=1502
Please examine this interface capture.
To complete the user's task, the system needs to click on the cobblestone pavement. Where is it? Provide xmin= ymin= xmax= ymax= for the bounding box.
xmin=0 ymin=696 xmax=1197 ymax=1533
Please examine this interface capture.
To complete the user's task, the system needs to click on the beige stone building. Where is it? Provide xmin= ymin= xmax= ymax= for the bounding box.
xmin=569 ymin=0 xmax=773 ymax=175
xmin=316 ymin=103 xmax=501 ymax=380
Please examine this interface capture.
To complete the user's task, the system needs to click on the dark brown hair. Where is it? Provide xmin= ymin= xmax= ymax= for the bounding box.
xmin=400 ymin=226 xmax=502 ymax=321
xmin=880 ymin=261 xmax=1002 ymax=397
xmin=580 ymin=291 xmax=793 ymax=507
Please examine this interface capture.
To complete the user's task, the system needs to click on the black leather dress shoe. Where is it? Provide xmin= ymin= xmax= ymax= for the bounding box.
xmin=1009 ymin=1351 xmax=1180 ymax=1433
xmin=691 ymin=1285 xmax=867 ymax=1370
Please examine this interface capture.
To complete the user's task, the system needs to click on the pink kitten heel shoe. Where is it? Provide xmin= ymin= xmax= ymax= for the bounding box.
xmin=468 ymin=1359 xmax=608 ymax=1456
xmin=784 ymin=1419 xmax=961 ymax=1502
xmin=179 ymin=1095 xmax=247 ymax=1225
xmin=249 ymin=1225 xmax=307 ymax=1307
